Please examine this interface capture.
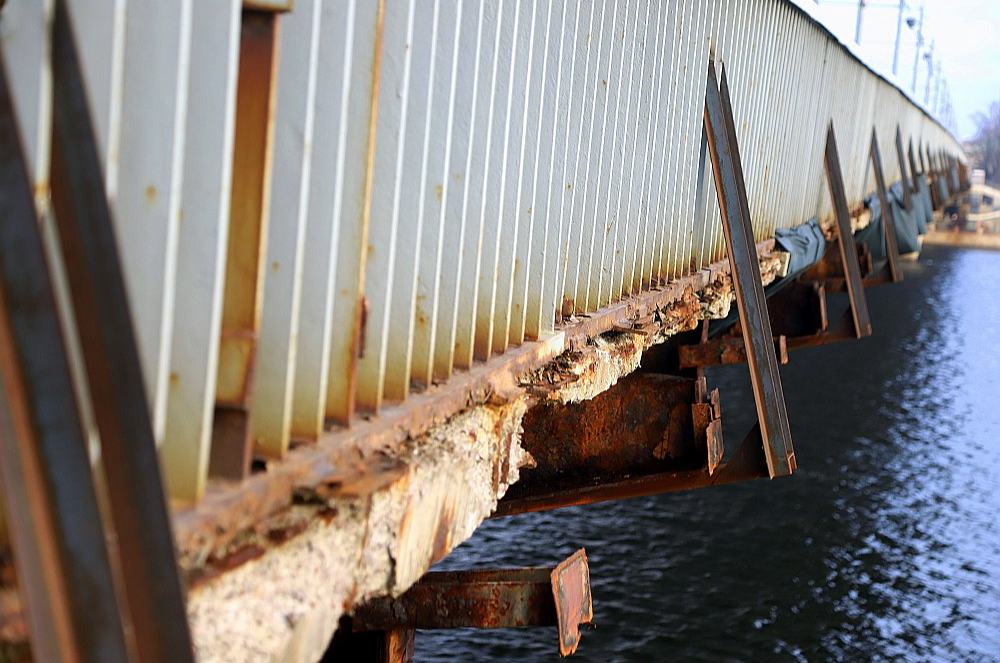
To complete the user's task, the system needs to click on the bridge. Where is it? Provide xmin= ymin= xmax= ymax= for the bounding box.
xmin=0 ymin=0 xmax=967 ymax=661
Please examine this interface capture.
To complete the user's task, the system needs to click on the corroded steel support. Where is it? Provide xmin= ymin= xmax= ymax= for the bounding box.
xmin=708 ymin=62 xmax=795 ymax=477
xmin=47 ymin=1 xmax=198 ymax=660
xmin=894 ymin=126 xmax=914 ymax=211
xmin=497 ymin=423 xmax=771 ymax=517
xmin=212 ymin=8 xmax=280 ymax=480
xmin=498 ymin=372 xmax=729 ymax=515
xmin=823 ymin=124 xmax=873 ymax=338
xmin=679 ymin=334 xmax=788 ymax=368
xmin=908 ymin=138 xmax=921 ymax=195
xmin=0 ymin=31 xmax=130 ymax=663
xmin=338 ymin=550 xmax=593 ymax=660
xmin=870 ymin=128 xmax=903 ymax=283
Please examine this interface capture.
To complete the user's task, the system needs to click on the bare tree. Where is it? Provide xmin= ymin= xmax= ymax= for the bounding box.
xmin=972 ymin=99 xmax=1000 ymax=181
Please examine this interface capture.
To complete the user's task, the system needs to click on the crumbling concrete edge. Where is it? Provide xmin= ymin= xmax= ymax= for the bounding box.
xmin=183 ymin=250 xmax=785 ymax=663
xmin=187 ymin=398 xmax=530 ymax=663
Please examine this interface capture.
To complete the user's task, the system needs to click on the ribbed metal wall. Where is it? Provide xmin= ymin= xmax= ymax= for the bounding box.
xmin=0 ymin=0 xmax=964 ymax=503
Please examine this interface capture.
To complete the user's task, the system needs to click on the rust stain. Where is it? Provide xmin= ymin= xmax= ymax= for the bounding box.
xmin=145 ymin=185 xmax=157 ymax=204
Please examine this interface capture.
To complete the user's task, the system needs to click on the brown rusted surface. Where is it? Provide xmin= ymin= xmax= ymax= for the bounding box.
xmin=678 ymin=334 xmax=788 ymax=369
xmin=216 ymin=10 xmax=278 ymax=405
xmin=325 ymin=624 xmax=414 ymax=663
xmin=173 ymin=246 xmax=781 ymax=567
xmin=350 ymin=549 xmax=592 ymax=657
xmin=495 ymin=423 xmax=772 ymax=517
xmin=518 ymin=373 xmax=700 ymax=486
xmin=552 ymin=549 xmax=593 ymax=657
xmin=767 ymin=281 xmax=827 ymax=338
xmin=212 ymin=9 xmax=279 ymax=484
xmin=353 ymin=566 xmax=557 ymax=631
xmin=784 ymin=308 xmax=857 ymax=351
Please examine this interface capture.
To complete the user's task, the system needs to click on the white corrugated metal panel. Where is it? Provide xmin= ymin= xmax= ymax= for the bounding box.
xmin=3 ymin=0 xmax=966 ymax=502
xmin=114 ymin=0 xmax=193 ymax=444
xmin=161 ymin=0 xmax=241 ymax=501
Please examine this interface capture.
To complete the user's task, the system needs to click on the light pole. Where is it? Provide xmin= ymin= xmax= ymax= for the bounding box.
xmin=924 ymin=39 xmax=935 ymax=104
xmin=911 ymin=4 xmax=924 ymax=92
xmin=855 ymin=0 xmax=866 ymax=44
xmin=892 ymin=0 xmax=906 ymax=75
xmin=932 ymin=62 xmax=942 ymax=113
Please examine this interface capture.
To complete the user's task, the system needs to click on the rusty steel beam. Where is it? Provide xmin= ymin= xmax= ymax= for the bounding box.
xmin=870 ymin=128 xmax=903 ymax=283
xmin=824 ymin=124 xmax=873 ymax=339
xmin=511 ymin=373 xmax=706 ymax=487
xmin=0 ymin=24 xmax=132 ymax=663
xmin=496 ymin=424 xmax=771 ymax=517
xmin=908 ymin=138 xmax=921 ymax=194
xmin=348 ymin=550 xmax=593 ymax=658
xmin=707 ymin=62 xmax=794 ymax=477
xmin=212 ymin=9 xmax=281 ymax=480
xmin=498 ymin=372 xmax=726 ymax=514
xmin=894 ymin=126 xmax=914 ymax=211
xmin=678 ymin=335 xmax=788 ymax=369
xmin=47 ymin=1 xmax=198 ymax=660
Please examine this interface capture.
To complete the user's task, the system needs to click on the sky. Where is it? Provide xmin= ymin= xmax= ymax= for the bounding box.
xmin=810 ymin=0 xmax=1000 ymax=140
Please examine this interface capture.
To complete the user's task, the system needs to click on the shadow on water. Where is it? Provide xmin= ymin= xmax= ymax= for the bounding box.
xmin=418 ymin=245 xmax=1000 ymax=663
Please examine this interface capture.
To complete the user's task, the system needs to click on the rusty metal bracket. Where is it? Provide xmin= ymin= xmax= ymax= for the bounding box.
xmin=894 ymin=126 xmax=914 ymax=211
xmin=678 ymin=334 xmax=788 ymax=369
xmin=45 ymin=1 xmax=198 ymax=660
xmin=0 ymin=31 xmax=132 ymax=663
xmin=870 ymin=127 xmax=904 ymax=283
xmin=821 ymin=123 xmax=873 ymax=339
xmin=907 ymin=138 xmax=921 ymax=195
xmin=498 ymin=62 xmax=797 ymax=520
xmin=706 ymin=61 xmax=794 ymax=478
xmin=338 ymin=550 xmax=593 ymax=660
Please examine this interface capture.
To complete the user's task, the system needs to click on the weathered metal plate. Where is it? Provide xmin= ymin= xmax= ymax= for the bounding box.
xmin=518 ymin=372 xmax=700 ymax=487
xmin=551 ymin=549 xmax=593 ymax=657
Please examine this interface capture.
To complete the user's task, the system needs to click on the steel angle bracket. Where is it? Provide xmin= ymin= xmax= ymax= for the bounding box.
xmin=705 ymin=62 xmax=795 ymax=478
xmin=871 ymin=129 xmax=904 ymax=283
xmin=342 ymin=550 xmax=594 ymax=660
xmin=810 ymin=123 xmax=874 ymax=342
xmin=907 ymin=138 xmax=921 ymax=196
xmin=894 ymin=126 xmax=914 ymax=212
xmin=819 ymin=127 xmax=903 ymax=292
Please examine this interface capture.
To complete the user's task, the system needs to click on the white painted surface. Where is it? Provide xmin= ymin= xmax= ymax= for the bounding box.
xmin=354 ymin=0 xmax=414 ymax=412
xmin=0 ymin=0 xmax=52 ymax=201
xmin=325 ymin=0 xmax=383 ymax=423
xmin=291 ymin=0 xmax=354 ymax=441
xmin=161 ymin=0 xmax=240 ymax=501
xmin=252 ymin=0 xmax=323 ymax=456
xmin=114 ymin=0 xmax=193 ymax=443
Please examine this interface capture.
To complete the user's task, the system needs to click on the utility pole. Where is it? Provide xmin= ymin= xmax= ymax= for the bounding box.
xmin=892 ymin=0 xmax=906 ymax=75
xmin=932 ymin=63 xmax=942 ymax=113
xmin=924 ymin=39 xmax=935 ymax=104
xmin=855 ymin=0 xmax=866 ymax=44
xmin=911 ymin=4 xmax=924 ymax=92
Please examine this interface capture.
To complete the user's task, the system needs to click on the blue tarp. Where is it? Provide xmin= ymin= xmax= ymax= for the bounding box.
xmin=857 ymin=181 xmax=925 ymax=258
xmin=709 ymin=219 xmax=826 ymax=335
xmin=775 ymin=219 xmax=826 ymax=276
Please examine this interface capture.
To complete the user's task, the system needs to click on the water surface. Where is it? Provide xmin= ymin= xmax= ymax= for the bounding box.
xmin=420 ymin=245 xmax=1000 ymax=663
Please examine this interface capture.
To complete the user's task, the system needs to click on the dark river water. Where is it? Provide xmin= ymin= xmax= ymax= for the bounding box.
xmin=418 ymin=245 xmax=1000 ymax=663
